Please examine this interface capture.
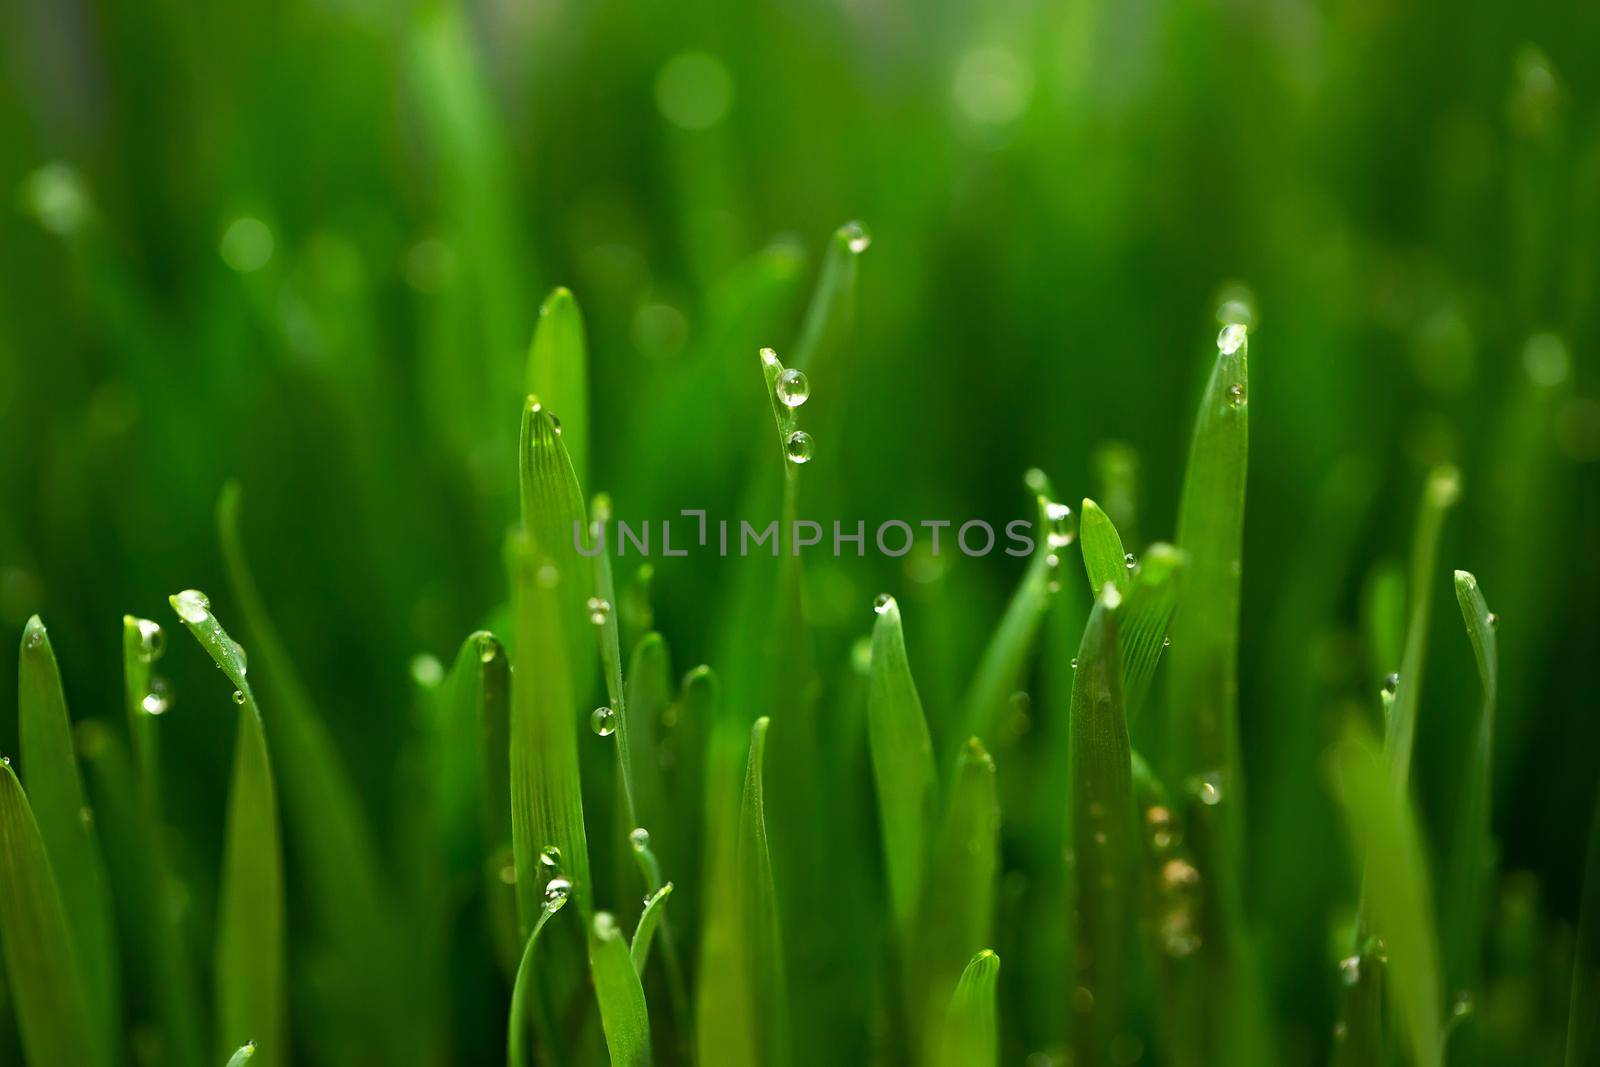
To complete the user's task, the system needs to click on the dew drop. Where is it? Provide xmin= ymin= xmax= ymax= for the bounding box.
xmin=784 ymin=430 xmax=814 ymax=464
xmin=543 ymin=876 xmax=571 ymax=912
xmin=873 ymin=592 xmax=894 ymax=615
xmin=776 ymin=368 xmax=810 ymax=408
xmin=1217 ymin=323 xmax=1248 ymax=355
xmin=1485 ymin=612 xmax=1498 ymax=629
xmin=141 ymin=676 xmax=171 ymax=716
xmin=629 ymin=827 xmax=652 ymax=850
xmin=1191 ymin=771 xmax=1224 ymax=806
xmin=539 ymin=846 xmax=562 ymax=871
xmin=1339 ymin=955 xmax=1361 ymax=986
xmin=1381 ymin=671 xmax=1400 ymax=697
xmin=1124 ymin=552 xmax=1136 ymax=571
xmin=135 ymin=619 xmax=166 ymax=663
xmin=173 ymin=589 xmax=211 ymax=624
xmin=24 ymin=626 xmax=44 ymax=651
xmin=1162 ymin=635 xmax=1172 ymax=648
xmin=478 ymin=634 xmax=499 ymax=663
xmin=587 ymin=597 xmax=612 ymax=625
xmin=1045 ymin=501 xmax=1077 ymax=548
xmin=1227 ymin=382 xmax=1246 ymax=405
xmin=760 ymin=347 xmax=780 ymax=367
xmin=1 ymin=755 xmax=10 ymax=767
xmin=840 ymin=220 xmax=872 ymax=254
xmin=232 ymin=690 xmax=246 ymax=705
xmin=591 ymin=706 xmax=618 ymax=736
xmin=1070 ymin=657 xmax=1079 ymax=670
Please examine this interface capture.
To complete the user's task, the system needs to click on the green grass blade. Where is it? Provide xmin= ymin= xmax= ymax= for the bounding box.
xmin=169 ymin=592 xmax=287 ymax=1067
xmin=526 ymin=287 xmax=591 ymax=490
xmin=867 ymin=595 xmax=938 ymax=935
xmin=1079 ymin=498 xmax=1130 ymax=597
xmin=224 ymin=1042 xmax=256 ymax=1066
xmin=1334 ymin=724 xmax=1443 ymax=1067
xmin=590 ymin=911 xmax=653 ymax=1066
xmin=511 ymin=399 xmax=594 ymax=925
xmin=590 ymin=493 xmax=640 ymax=827
xmin=16 ymin=617 xmax=119 ymax=1057
xmin=631 ymin=883 xmax=674 ymax=975
xmin=789 ymin=220 xmax=866 ymax=374
xmin=0 ymin=760 xmax=101 ymax=1067
xmin=507 ymin=891 xmax=570 ymax=1067
xmin=1571 ymin=786 xmax=1600 ymax=1067
xmin=1120 ymin=543 xmax=1186 ymax=722
xmin=1445 ymin=571 xmax=1498 ymax=1004
xmin=933 ymin=949 xmax=1000 ymax=1067
xmin=1067 ymin=590 xmax=1136 ymax=1066
xmin=1385 ymin=466 xmax=1461 ymax=792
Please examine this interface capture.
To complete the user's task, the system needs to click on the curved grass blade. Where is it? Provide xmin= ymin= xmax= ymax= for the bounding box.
xmin=789 ymin=220 xmax=867 ymax=375
xmin=1079 ymin=498 xmax=1130 ymax=598
xmin=933 ymin=949 xmax=1000 ymax=1067
xmin=1445 ymin=571 xmax=1498 ymax=1006
xmin=511 ymin=400 xmax=594 ymax=924
xmin=590 ymin=911 xmax=652 ymax=1066
xmin=1068 ymin=589 xmax=1136 ymax=1067
xmin=867 ymin=595 xmax=938 ymax=935
xmin=16 ymin=617 xmax=119 ymax=1056
xmin=526 ymin=287 xmax=590 ymax=490
xmin=590 ymin=493 xmax=642 ymax=829
xmin=1120 ymin=543 xmax=1186 ymax=723
xmin=169 ymin=592 xmax=287 ymax=1067
xmin=225 ymin=1042 xmax=256 ymax=1066
xmin=0 ymin=760 xmax=101 ymax=1067
xmin=1385 ymin=466 xmax=1461 ymax=792
xmin=507 ymin=892 xmax=571 ymax=1067
xmin=1571 ymin=784 xmax=1600 ymax=1067
xmin=1334 ymin=724 xmax=1443 ymax=1067
xmin=631 ymin=883 xmax=674 ymax=975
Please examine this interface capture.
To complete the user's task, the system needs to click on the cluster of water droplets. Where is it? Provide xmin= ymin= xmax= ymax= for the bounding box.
xmin=127 ymin=616 xmax=174 ymax=715
xmin=761 ymin=347 xmax=815 ymax=464
xmin=587 ymin=596 xmax=612 ymax=625
xmin=1042 ymin=498 xmax=1076 ymax=594
xmin=539 ymin=845 xmax=571 ymax=913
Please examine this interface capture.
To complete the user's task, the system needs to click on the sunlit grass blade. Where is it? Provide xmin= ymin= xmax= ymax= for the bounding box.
xmin=169 ymin=592 xmax=287 ymax=1067
xmin=526 ymin=287 xmax=591 ymax=489
xmin=631 ymin=883 xmax=674 ymax=975
xmin=867 ymin=595 xmax=938 ymax=935
xmin=511 ymin=400 xmax=594 ymax=924
xmin=788 ymin=220 xmax=867 ymax=374
xmin=1445 ymin=571 xmax=1498 ymax=1007
xmin=224 ymin=1041 xmax=256 ymax=1066
xmin=508 ymin=891 xmax=571 ymax=1067
xmin=1067 ymin=590 xmax=1137 ymax=1066
xmin=591 ymin=493 xmax=649 ymax=835
xmin=1567 ymin=785 xmax=1600 ymax=1067
xmin=933 ymin=949 xmax=1000 ymax=1067
xmin=1079 ymin=498 xmax=1130 ymax=597
xmin=16 ymin=616 xmax=120 ymax=1054
xmin=1120 ymin=543 xmax=1185 ymax=722
xmin=1333 ymin=723 xmax=1443 ymax=1067
xmin=958 ymin=476 xmax=1069 ymax=749
xmin=590 ymin=911 xmax=653 ymax=1066
xmin=0 ymin=760 xmax=101 ymax=1067
xmin=1385 ymin=465 xmax=1461 ymax=791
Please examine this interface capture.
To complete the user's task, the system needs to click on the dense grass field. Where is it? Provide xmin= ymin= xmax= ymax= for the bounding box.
xmin=2 ymin=2 xmax=1599 ymax=1065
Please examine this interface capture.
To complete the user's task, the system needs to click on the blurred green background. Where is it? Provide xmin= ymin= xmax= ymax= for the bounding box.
xmin=2 ymin=0 xmax=1598 ymax=1063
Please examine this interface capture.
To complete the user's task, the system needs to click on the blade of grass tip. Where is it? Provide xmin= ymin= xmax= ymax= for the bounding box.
xmin=1079 ymin=499 xmax=1130 ymax=597
xmin=1385 ymin=465 xmax=1462 ymax=793
xmin=1120 ymin=543 xmax=1186 ymax=724
xmin=736 ymin=716 xmax=788 ymax=1064
xmin=225 ymin=1042 xmax=257 ymax=1066
xmin=631 ymin=883 xmax=674 ymax=975
xmin=590 ymin=912 xmax=653 ymax=1066
xmin=1068 ymin=587 xmax=1138 ymax=1067
xmin=508 ymin=886 xmax=573 ymax=1067
xmin=16 ymin=617 xmax=120 ymax=1056
xmin=1445 ymin=571 xmax=1498 ymax=1015
xmin=0 ymin=759 xmax=100 ymax=1067
xmin=867 ymin=594 xmax=938 ymax=936
xmin=959 ymin=476 xmax=1073 ymax=749
xmin=511 ymin=398 xmax=595 ymax=925
xmin=526 ymin=287 xmax=590 ymax=490
xmin=933 ymin=950 xmax=1001 ymax=1067
xmin=120 ymin=616 xmax=206 ymax=1067
xmin=1164 ymin=323 xmax=1265 ymax=1065
xmin=1333 ymin=723 xmax=1443 ymax=1067
xmin=1569 ymin=786 xmax=1600 ymax=1067
xmin=216 ymin=485 xmax=405 ymax=1054
xmin=169 ymin=591 xmax=287 ymax=1067
xmin=787 ymin=220 xmax=868 ymax=375
xmin=626 ymin=821 xmax=688 ymax=1046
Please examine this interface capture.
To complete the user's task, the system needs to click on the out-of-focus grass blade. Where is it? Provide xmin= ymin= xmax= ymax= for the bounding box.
xmin=958 ymin=477 xmax=1070 ymax=749
xmin=788 ymin=220 xmax=867 ymax=375
xmin=224 ymin=1042 xmax=256 ymax=1066
xmin=217 ymin=486 xmax=407 ymax=1059
xmin=696 ymin=716 xmax=788 ymax=1066
xmin=1120 ymin=543 xmax=1185 ymax=722
xmin=1068 ymin=590 xmax=1137 ymax=1066
xmin=1385 ymin=466 xmax=1461 ymax=792
xmin=1163 ymin=324 xmax=1263 ymax=1065
xmin=0 ymin=759 xmax=101 ymax=1067
xmin=1079 ymin=498 xmax=1130 ymax=597
xmin=867 ymin=595 xmax=938 ymax=935
xmin=16 ymin=616 xmax=120 ymax=1054
xmin=526 ymin=287 xmax=590 ymax=489
xmin=169 ymin=592 xmax=287 ymax=1067
xmin=1334 ymin=724 xmax=1443 ymax=1067
xmin=590 ymin=911 xmax=653 ymax=1066
xmin=511 ymin=399 xmax=594 ymax=925
xmin=933 ymin=949 xmax=1000 ymax=1067
xmin=1566 ymin=783 xmax=1600 ymax=1067
xmin=1445 ymin=571 xmax=1498 ymax=1005
xmin=507 ymin=888 xmax=571 ymax=1067
xmin=631 ymin=883 xmax=674 ymax=975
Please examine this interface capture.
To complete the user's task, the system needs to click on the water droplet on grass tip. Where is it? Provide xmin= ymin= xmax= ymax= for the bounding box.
xmin=478 ymin=635 xmax=499 ymax=663
xmin=142 ymin=676 xmax=171 ymax=716
xmin=135 ymin=619 xmax=165 ymax=662
xmin=1191 ymin=772 xmax=1224 ymax=805
xmin=587 ymin=597 xmax=611 ymax=625
xmin=1124 ymin=552 xmax=1136 ymax=570
xmin=777 ymin=367 xmax=810 ymax=408
xmin=873 ymin=593 xmax=894 ymax=615
xmin=232 ymin=690 xmax=245 ymax=705
xmin=784 ymin=430 xmax=814 ymax=464
xmin=591 ymin=706 xmax=617 ymax=736
xmin=174 ymin=589 xmax=211 ymax=623
xmin=539 ymin=846 xmax=562 ymax=870
xmin=840 ymin=220 xmax=872 ymax=254
xmin=1382 ymin=672 xmax=1400 ymax=696
xmin=1217 ymin=323 xmax=1247 ymax=355
xmin=543 ymin=877 xmax=571 ymax=911
xmin=1070 ymin=657 xmax=1079 ymax=669
xmin=630 ymin=827 xmax=651 ymax=850
xmin=760 ymin=347 xmax=779 ymax=366
xmin=1045 ymin=501 xmax=1076 ymax=548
